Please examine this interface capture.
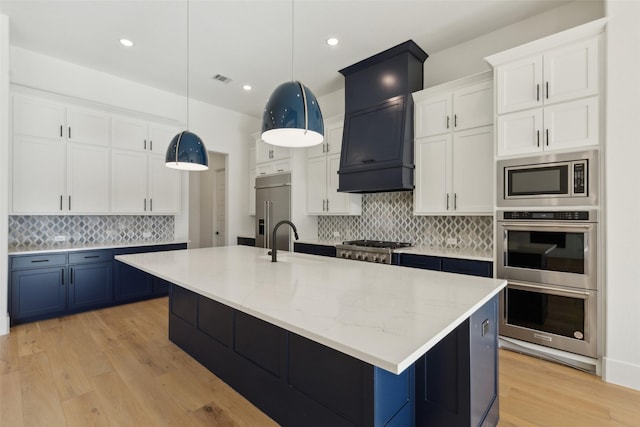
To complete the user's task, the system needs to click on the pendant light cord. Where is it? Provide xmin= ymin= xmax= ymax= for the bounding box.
xmin=291 ymin=0 xmax=294 ymax=81
xmin=186 ymin=0 xmax=190 ymax=131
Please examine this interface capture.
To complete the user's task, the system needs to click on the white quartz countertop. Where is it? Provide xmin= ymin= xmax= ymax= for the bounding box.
xmin=9 ymin=239 xmax=188 ymax=255
xmin=394 ymin=246 xmax=494 ymax=261
xmin=116 ymin=245 xmax=505 ymax=374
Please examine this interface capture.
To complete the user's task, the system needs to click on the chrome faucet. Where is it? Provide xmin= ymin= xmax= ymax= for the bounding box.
xmin=271 ymin=220 xmax=299 ymax=262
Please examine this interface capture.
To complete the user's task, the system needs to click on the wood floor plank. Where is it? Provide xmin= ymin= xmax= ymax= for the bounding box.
xmin=16 ymin=323 xmax=43 ymax=358
xmin=89 ymin=371 xmax=156 ymax=427
xmin=61 ymin=391 xmax=111 ymax=427
xmin=0 ymin=330 xmax=20 ymax=375
xmin=19 ymin=351 xmax=67 ymax=427
xmin=0 ymin=371 xmax=24 ymax=427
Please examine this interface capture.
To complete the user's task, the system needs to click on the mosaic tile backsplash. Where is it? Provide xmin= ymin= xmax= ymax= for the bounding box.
xmin=9 ymin=215 xmax=174 ymax=247
xmin=318 ymin=192 xmax=493 ymax=251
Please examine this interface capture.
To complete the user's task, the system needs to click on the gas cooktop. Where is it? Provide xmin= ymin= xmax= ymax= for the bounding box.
xmin=336 ymin=240 xmax=413 ymax=263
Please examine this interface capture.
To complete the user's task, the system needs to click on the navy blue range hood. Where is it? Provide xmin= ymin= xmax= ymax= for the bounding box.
xmin=337 ymin=40 xmax=428 ymax=193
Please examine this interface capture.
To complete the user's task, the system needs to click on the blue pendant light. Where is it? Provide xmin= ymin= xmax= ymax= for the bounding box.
xmin=165 ymin=131 xmax=209 ymax=171
xmin=261 ymin=0 xmax=324 ymax=148
xmin=165 ymin=0 xmax=209 ymax=171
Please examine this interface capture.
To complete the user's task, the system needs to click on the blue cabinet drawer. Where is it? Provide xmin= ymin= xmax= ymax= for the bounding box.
xmin=398 ymin=254 xmax=442 ymax=271
xmin=11 ymin=253 xmax=66 ymax=270
xmin=69 ymin=250 xmax=113 ymax=265
xmin=442 ymin=258 xmax=493 ymax=278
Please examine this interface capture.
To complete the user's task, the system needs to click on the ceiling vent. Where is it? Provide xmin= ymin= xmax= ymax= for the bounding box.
xmin=212 ymin=74 xmax=232 ymax=84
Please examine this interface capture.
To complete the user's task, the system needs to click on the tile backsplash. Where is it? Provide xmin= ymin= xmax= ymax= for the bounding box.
xmin=318 ymin=192 xmax=493 ymax=251
xmin=9 ymin=215 xmax=174 ymax=247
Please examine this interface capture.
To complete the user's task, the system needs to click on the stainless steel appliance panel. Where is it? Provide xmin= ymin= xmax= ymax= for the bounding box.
xmin=497 ymin=149 xmax=598 ymax=207
xmin=499 ymin=281 xmax=598 ymax=358
xmin=255 ymin=173 xmax=291 ymax=251
xmin=497 ymin=210 xmax=598 ymax=290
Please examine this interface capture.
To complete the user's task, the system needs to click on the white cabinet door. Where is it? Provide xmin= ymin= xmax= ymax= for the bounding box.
xmin=326 ymin=154 xmax=360 ymax=214
xmin=13 ymin=95 xmax=66 ymax=140
xmin=111 ymin=117 xmax=148 ymax=151
xmin=272 ymin=158 xmax=291 ymax=174
xmin=249 ymin=168 xmax=256 ymax=216
xmin=66 ymin=107 xmax=110 ymax=146
xmin=497 ymin=109 xmax=544 ymax=157
xmin=271 ymin=145 xmax=290 ymax=161
xmin=149 ymin=124 xmax=180 ymax=155
xmin=415 ymin=92 xmax=452 ymax=138
xmin=544 ymin=97 xmax=599 ymax=151
xmin=67 ymin=143 xmax=110 ymax=213
xmin=543 ymin=38 xmax=598 ymax=105
xmin=306 ymin=156 xmax=327 ymax=214
xmin=256 ymin=163 xmax=274 ymax=177
xmin=453 ymin=80 xmax=493 ymax=131
xmin=451 ymin=126 xmax=493 ymax=214
xmin=12 ymin=136 xmax=66 ymax=213
xmin=255 ymin=140 xmax=272 ymax=163
xmin=326 ymin=121 xmax=343 ymax=155
xmin=307 ymin=141 xmax=326 ymax=159
xmin=414 ymin=134 xmax=450 ymax=214
xmin=148 ymin=155 xmax=181 ymax=213
xmin=111 ymin=150 xmax=148 ymax=213
xmin=496 ymin=55 xmax=543 ymax=114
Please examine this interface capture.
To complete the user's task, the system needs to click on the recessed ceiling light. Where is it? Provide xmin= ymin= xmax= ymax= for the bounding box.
xmin=119 ymin=39 xmax=134 ymax=47
xmin=243 ymin=84 xmax=252 ymax=91
xmin=326 ymin=38 xmax=339 ymax=46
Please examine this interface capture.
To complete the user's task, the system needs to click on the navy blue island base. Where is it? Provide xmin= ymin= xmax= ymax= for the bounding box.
xmin=168 ymin=284 xmax=499 ymax=427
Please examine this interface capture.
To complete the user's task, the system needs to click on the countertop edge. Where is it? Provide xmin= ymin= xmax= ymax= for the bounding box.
xmin=9 ymin=239 xmax=189 ymax=255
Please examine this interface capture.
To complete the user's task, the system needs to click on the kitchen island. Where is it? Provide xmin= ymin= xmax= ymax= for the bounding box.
xmin=116 ymin=245 xmax=506 ymax=427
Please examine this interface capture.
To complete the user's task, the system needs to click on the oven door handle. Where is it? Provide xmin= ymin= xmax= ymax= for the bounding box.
xmin=507 ymin=281 xmax=592 ymax=297
xmin=499 ymin=223 xmax=594 ymax=231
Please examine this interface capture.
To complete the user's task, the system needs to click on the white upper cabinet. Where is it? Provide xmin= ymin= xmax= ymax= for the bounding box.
xmin=66 ymin=144 xmax=110 ymax=213
xmin=111 ymin=150 xmax=149 ymax=213
xmin=414 ymin=79 xmax=492 ymax=139
xmin=111 ymin=116 xmax=179 ymax=154
xmin=13 ymin=94 xmax=110 ymax=145
xmin=256 ymin=139 xmax=290 ymax=164
xmin=148 ymin=155 xmax=182 ymax=214
xmin=306 ymin=117 xmax=360 ymax=215
xmin=148 ymin=123 xmax=180 ymax=155
xmin=413 ymin=73 xmax=494 ymax=215
xmin=496 ymin=38 xmax=598 ymax=115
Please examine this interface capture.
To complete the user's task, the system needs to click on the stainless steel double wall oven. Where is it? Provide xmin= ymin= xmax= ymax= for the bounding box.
xmin=496 ymin=149 xmax=600 ymax=359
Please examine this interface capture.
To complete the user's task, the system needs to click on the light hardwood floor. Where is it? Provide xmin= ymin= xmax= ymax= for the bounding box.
xmin=1 ymin=297 xmax=639 ymax=427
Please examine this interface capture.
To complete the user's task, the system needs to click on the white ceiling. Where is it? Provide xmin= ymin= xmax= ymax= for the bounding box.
xmin=1 ymin=0 xmax=574 ymax=118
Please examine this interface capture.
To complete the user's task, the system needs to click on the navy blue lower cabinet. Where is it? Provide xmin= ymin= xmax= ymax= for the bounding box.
xmin=68 ymin=262 xmax=113 ymax=311
xmin=10 ymin=266 xmax=66 ymax=324
xmin=415 ymin=296 xmax=498 ymax=427
xmin=293 ymin=242 xmax=337 ymax=257
xmin=442 ymin=258 xmax=493 ymax=278
xmin=114 ymin=261 xmax=152 ymax=302
xmin=170 ymin=285 xmax=499 ymax=427
xmin=398 ymin=254 xmax=442 ymax=271
xmin=237 ymin=236 xmax=256 ymax=247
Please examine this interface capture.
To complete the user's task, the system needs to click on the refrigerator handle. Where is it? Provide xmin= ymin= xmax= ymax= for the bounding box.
xmin=264 ymin=201 xmax=270 ymax=248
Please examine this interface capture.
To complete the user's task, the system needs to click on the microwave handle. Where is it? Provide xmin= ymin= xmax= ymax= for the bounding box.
xmin=506 ymin=280 xmax=591 ymax=297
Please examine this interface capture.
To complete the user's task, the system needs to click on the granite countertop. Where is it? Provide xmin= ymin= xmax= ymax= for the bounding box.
xmin=116 ymin=245 xmax=506 ymax=374
xmin=8 ymin=239 xmax=189 ymax=255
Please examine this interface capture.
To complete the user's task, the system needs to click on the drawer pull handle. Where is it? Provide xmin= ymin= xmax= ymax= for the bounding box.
xmin=31 ymin=259 xmax=49 ymax=263
xmin=84 ymin=255 xmax=100 ymax=259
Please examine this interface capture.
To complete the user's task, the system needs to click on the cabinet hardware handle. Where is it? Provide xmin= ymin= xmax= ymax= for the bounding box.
xmin=546 ymin=82 xmax=549 ymax=99
xmin=546 ymin=129 xmax=549 ymax=146
xmin=84 ymin=255 xmax=100 ymax=259
xmin=454 ymin=114 xmax=457 ymax=127
xmin=68 ymin=196 xmax=71 ymax=211
xmin=68 ymin=127 xmax=71 ymax=139
xmin=60 ymin=195 xmax=63 ymax=211
xmin=482 ymin=319 xmax=490 ymax=337
xmin=144 ymin=139 xmax=147 ymax=150
xmin=326 ymin=143 xmax=330 ymax=152
xmin=150 ymin=199 xmax=153 ymax=212
xmin=144 ymin=198 xmax=147 ymax=211
xmin=70 ymin=268 xmax=74 ymax=284
xmin=446 ymin=194 xmax=450 ymax=210
xmin=150 ymin=140 xmax=153 ymax=151
xmin=60 ymin=125 xmax=63 ymax=137
xmin=536 ymin=84 xmax=540 ymax=101
xmin=454 ymin=193 xmax=457 ymax=210
xmin=61 ymin=268 xmax=64 ymax=285
xmin=277 ymin=169 xmax=284 ymax=172
xmin=446 ymin=116 xmax=450 ymax=129
xmin=537 ymin=130 xmax=540 ymax=147
xmin=326 ymin=199 xmax=329 ymax=211
xmin=31 ymin=259 xmax=49 ymax=263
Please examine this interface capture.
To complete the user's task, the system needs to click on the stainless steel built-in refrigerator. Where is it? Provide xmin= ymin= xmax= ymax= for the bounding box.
xmin=255 ymin=172 xmax=292 ymax=251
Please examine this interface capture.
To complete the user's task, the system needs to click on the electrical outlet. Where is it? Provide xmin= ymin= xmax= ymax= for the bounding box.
xmin=333 ymin=231 xmax=340 ymax=238
xmin=54 ymin=235 xmax=66 ymax=242
xmin=446 ymin=237 xmax=457 ymax=245
xmin=142 ymin=232 xmax=152 ymax=238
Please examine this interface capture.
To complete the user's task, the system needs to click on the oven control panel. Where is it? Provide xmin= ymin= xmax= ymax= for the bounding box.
xmin=502 ymin=211 xmax=590 ymax=221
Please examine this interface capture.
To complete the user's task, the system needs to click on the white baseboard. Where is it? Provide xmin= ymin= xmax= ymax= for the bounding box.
xmin=0 ymin=313 xmax=9 ymax=336
xmin=603 ymin=356 xmax=640 ymax=392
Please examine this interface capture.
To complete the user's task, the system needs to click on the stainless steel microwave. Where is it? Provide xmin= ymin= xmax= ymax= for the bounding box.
xmin=497 ymin=150 xmax=598 ymax=207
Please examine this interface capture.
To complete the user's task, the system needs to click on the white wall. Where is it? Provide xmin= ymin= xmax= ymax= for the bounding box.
xmin=0 ymin=15 xmax=10 ymax=335
xmin=603 ymin=0 xmax=640 ymax=391
xmin=423 ymin=0 xmax=605 ymax=88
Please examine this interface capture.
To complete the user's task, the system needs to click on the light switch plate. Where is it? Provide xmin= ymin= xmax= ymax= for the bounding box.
xmin=446 ymin=237 xmax=457 ymax=245
xmin=54 ymin=235 xmax=66 ymax=242
xmin=142 ymin=232 xmax=152 ymax=238
xmin=333 ymin=231 xmax=340 ymax=238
